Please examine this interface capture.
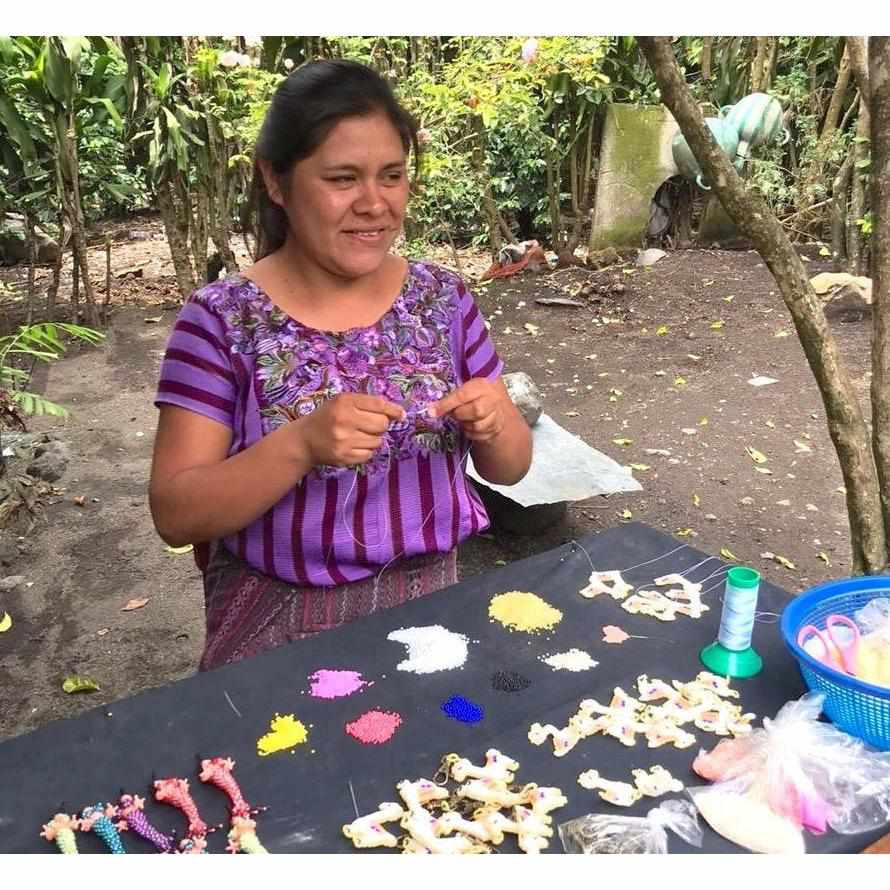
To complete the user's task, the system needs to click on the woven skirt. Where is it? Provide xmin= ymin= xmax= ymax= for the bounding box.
xmin=196 ymin=540 xmax=458 ymax=671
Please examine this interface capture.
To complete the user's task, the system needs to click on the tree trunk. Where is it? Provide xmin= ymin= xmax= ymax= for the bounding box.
xmin=45 ymin=215 xmax=65 ymax=322
xmin=701 ymin=37 xmax=713 ymax=82
xmin=71 ymin=243 xmax=80 ymax=325
xmin=157 ymin=178 xmax=197 ymax=297
xmin=797 ymin=42 xmax=852 ymax=233
xmin=847 ymin=36 xmax=870 ymax=105
xmin=193 ymin=188 xmax=210 ymax=283
xmin=869 ymin=36 xmax=890 ymax=545
xmin=848 ymin=99 xmax=870 ymax=275
xmin=638 ymin=36 xmax=888 ymax=573
xmin=751 ymin=37 xmax=775 ymax=92
xmin=566 ymin=117 xmax=597 ymax=256
xmin=831 ymin=152 xmax=854 ymax=269
xmin=469 ymin=114 xmax=504 ymax=257
xmin=24 ymin=212 xmax=36 ymax=326
xmin=103 ymin=236 xmax=112 ymax=325
xmin=63 ymin=117 xmax=99 ymax=328
xmin=207 ymin=118 xmax=238 ymax=273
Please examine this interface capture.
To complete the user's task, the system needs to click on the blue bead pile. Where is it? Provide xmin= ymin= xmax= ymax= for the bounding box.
xmin=441 ymin=695 xmax=485 ymax=724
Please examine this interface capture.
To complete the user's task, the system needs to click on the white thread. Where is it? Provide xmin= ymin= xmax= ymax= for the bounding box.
xmin=716 ymin=575 xmax=760 ymax=650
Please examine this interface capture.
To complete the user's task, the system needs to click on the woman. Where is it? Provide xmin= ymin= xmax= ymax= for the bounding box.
xmin=150 ymin=59 xmax=532 ymax=670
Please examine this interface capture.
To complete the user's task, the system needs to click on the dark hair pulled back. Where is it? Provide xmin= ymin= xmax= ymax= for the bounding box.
xmin=247 ymin=59 xmax=420 ymax=259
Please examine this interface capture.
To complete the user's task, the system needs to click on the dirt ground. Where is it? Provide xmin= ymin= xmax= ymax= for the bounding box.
xmin=0 ymin=215 xmax=871 ymax=742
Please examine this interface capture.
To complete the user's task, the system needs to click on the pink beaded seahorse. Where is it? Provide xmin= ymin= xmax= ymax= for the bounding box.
xmin=198 ymin=757 xmax=260 ymax=820
xmin=115 ymin=793 xmax=176 ymax=853
xmin=153 ymin=776 xmax=209 ymax=853
xmin=40 ymin=813 xmax=80 ymax=854
xmin=199 ymin=756 xmax=268 ymax=853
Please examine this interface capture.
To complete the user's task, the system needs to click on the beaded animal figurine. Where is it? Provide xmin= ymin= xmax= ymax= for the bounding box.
xmin=199 ymin=756 xmax=268 ymax=851
xmin=115 ymin=793 xmax=176 ymax=853
xmin=153 ymin=776 xmax=208 ymax=853
xmin=79 ymin=802 xmax=126 ymax=853
xmin=226 ymin=816 xmax=268 ymax=854
xmin=198 ymin=757 xmax=254 ymax=820
xmin=40 ymin=813 xmax=80 ymax=854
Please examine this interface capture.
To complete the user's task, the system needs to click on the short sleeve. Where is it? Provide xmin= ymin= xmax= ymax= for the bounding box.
xmin=454 ymin=276 xmax=504 ymax=385
xmin=154 ymin=292 xmax=237 ymax=429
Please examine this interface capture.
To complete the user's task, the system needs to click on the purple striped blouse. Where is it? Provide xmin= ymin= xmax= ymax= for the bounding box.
xmin=155 ymin=260 xmax=504 ymax=586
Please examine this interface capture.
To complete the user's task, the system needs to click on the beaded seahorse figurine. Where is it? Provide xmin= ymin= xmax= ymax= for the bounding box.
xmin=40 ymin=813 xmax=80 ymax=854
xmin=199 ymin=756 xmax=268 ymax=853
xmin=227 ymin=816 xmax=269 ymax=854
xmin=114 ymin=793 xmax=176 ymax=853
xmin=79 ymin=802 xmax=126 ymax=853
xmin=153 ymin=776 xmax=208 ymax=854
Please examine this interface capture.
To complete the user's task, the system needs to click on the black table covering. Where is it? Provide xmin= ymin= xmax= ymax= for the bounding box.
xmin=1 ymin=522 xmax=885 ymax=854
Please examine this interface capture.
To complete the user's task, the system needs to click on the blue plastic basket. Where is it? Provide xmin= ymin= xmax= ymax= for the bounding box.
xmin=781 ymin=576 xmax=890 ymax=750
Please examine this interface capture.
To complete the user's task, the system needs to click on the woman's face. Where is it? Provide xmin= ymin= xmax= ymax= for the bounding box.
xmin=268 ymin=112 xmax=411 ymax=280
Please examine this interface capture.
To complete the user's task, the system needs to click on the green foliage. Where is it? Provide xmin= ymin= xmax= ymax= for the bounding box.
xmin=0 ymin=322 xmax=105 ymax=422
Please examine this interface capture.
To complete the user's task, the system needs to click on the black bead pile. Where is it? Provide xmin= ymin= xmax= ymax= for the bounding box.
xmin=491 ymin=670 xmax=532 ymax=693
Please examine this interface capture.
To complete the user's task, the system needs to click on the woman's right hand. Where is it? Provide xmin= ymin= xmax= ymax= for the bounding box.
xmin=295 ymin=393 xmax=406 ymax=468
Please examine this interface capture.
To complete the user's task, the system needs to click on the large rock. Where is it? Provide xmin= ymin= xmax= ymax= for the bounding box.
xmin=27 ymin=440 xmax=72 ymax=483
xmin=503 ymin=372 xmax=543 ymax=428
xmin=0 ymin=214 xmax=60 ymax=265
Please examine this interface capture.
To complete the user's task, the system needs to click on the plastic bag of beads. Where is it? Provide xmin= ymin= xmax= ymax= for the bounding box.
xmin=557 ymin=799 xmax=702 ymax=854
xmin=690 ymin=693 xmax=890 ymax=853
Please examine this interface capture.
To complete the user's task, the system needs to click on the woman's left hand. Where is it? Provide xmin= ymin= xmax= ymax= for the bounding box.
xmin=426 ymin=378 xmax=511 ymax=442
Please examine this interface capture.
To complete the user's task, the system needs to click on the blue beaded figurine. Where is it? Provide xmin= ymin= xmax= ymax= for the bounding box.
xmin=79 ymin=802 xmax=126 ymax=853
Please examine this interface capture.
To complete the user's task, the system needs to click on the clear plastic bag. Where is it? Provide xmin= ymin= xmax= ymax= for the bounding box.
xmin=558 ymin=799 xmax=702 ymax=854
xmin=690 ymin=693 xmax=890 ymax=853
xmin=854 ymin=599 xmax=890 ymax=687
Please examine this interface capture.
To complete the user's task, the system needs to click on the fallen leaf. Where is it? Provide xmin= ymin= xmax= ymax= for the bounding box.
xmin=144 ymin=315 xmax=163 ymax=324
xmin=687 ymin=354 xmax=701 ymax=361
xmin=698 ymin=417 xmax=708 ymax=426
xmin=165 ymin=544 xmax=194 ymax=555
xmin=766 ymin=420 xmax=776 ymax=428
xmin=681 ymin=427 xmax=697 ymax=436
xmin=62 ymin=676 xmax=101 ymax=694
xmin=818 ymin=551 xmax=832 ymax=566
xmin=710 ymin=320 xmax=725 ymax=330
xmin=121 ymin=597 xmax=150 ymax=612
xmin=761 ymin=551 xmax=796 ymax=570
xmin=776 ymin=499 xmax=791 ymax=507
xmin=494 ymin=559 xmax=507 ymax=566
xmin=693 ymin=493 xmax=700 ymax=507
xmin=656 ymin=325 xmax=669 ymax=335
xmin=0 ymin=612 xmax=12 ymax=633
xmin=720 ymin=548 xmax=738 ymax=561
xmin=819 ymin=246 xmax=832 ymax=257
xmin=775 ymin=330 xmax=790 ymax=338
xmin=673 ymin=376 xmax=687 ymax=386
xmin=565 ymin=410 xmax=580 ymax=417
xmin=754 ymin=466 xmax=773 ymax=475
xmin=612 ymin=438 xmax=633 ymax=447
xmin=628 ymin=463 xmax=651 ymax=472
xmin=97 ymin=627 xmax=110 ymax=636
xmin=794 ymin=439 xmax=812 ymax=453
xmin=524 ymin=323 xmax=540 ymax=336
xmin=703 ymin=279 xmax=715 ymax=287
xmin=748 ymin=376 xmax=779 ymax=387
xmin=602 ymin=625 xmax=630 ymax=644
xmin=675 ymin=528 xmax=696 ymax=537
xmin=745 ymin=446 xmax=768 ymax=464
xmin=618 ymin=509 xmax=633 ymax=521
xmin=723 ymin=295 xmax=735 ymax=303
xmin=73 ymin=496 xmax=86 ymax=507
